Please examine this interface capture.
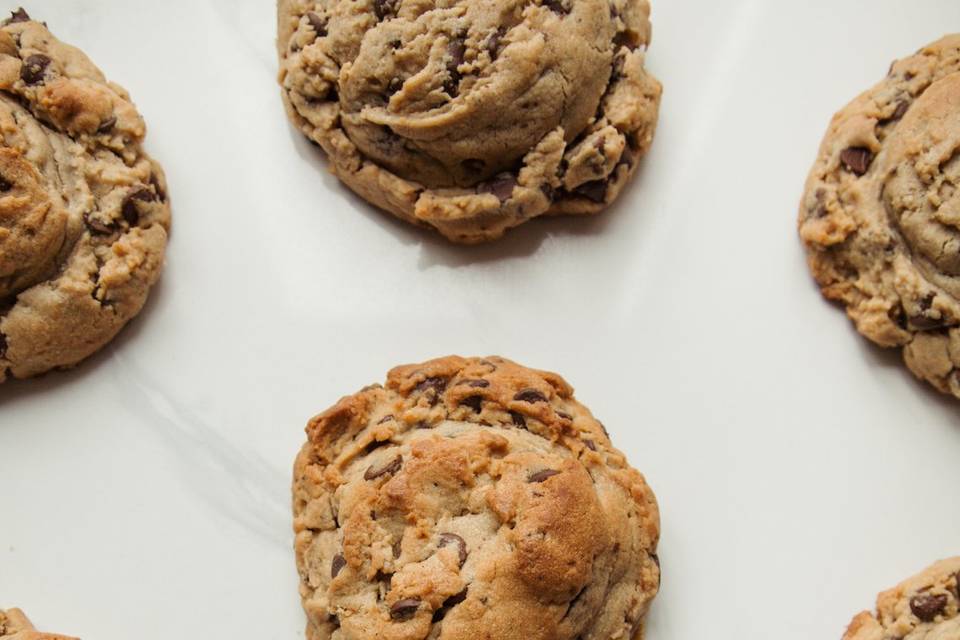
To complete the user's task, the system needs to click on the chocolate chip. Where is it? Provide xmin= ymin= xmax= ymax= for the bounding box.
xmin=377 ymin=414 xmax=395 ymax=424
xmin=6 ymin=8 xmax=29 ymax=24
xmin=574 ymin=180 xmax=608 ymax=203
xmin=583 ymin=439 xmax=597 ymax=451
xmin=908 ymin=315 xmax=951 ymax=331
xmin=840 ymin=147 xmax=874 ymax=176
xmin=460 ymin=395 xmax=483 ymax=413
xmin=364 ymin=455 xmax=402 ymax=481
xmin=444 ymin=39 xmax=465 ymax=97
xmin=121 ymin=188 xmax=155 ymax=226
xmin=0 ymin=176 xmax=12 ymax=191
xmin=390 ymin=598 xmax=421 ymax=620
xmin=438 ymin=533 xmax=468 ymax=566
xmin=20 ymin=54 xmax=51 ymax=86
xmin=487 ymin=28 xmax=505 ymax=60
xmin=415 ymin=376 xmax=447 ymax=395
xmin=890 ymin=100 xmax=909 ymax=121
xmin=306 ymin=12 xmax=327 ymax=37
xmin=543 ymin=0 xmax=569 ymax=15
xmin=85 ymin=214 xmax=115 ymax=235
xmin=477 ymin=173 xmax=516 ymax=202
xmin=510 ymin=411 xmax=527 ymax=428
xmin=97 ymin=116 xmax=117 ymax=134
xmin=528 ymin=469 xmax=560 ymax=483
xmin=910 ymin=593 xmax=947 ymax=622
xmin=459 ymin=379 xmax=489 ymax=388
xmin=513 ymin=388 xmax=547 ymax=403
xmin=373 ymin=0 xmax=398 ymax=20
xmin=432 ymin=588 xmax=467 ymax=622
xmin=331 ymin=554 xmax=346 ymax=578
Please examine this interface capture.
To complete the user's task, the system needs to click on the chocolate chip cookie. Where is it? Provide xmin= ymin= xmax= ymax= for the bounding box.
xmin=799 ymin=35 xmax=960 ymax=398
xmin=0 ymin=608 xmax=77 ymax=639
xmin=278 ymin=0 xmax=661 ymax=243
xmin=293 ymin=356 xmax=660 ymax=640
xmin=842 ymin=558 xmax=960 ymax=640
xmin=0 ymin=9 xmax=171 ymax=383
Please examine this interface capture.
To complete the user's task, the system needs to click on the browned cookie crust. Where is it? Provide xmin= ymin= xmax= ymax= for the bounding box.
xmin=842 ymin=558 xmax=960 ymax=640
xmin=799 ymin=35 xmax=960 ymax=398
xmin=0 ymin=608 xmax=77 ymax=640
xmin=293 ymin=356 xmax=660 ymax=640
xmin=0 ymin=9 xmax=170 ymax=383
xmin=278 ymin=0 xmax=661 ymax=243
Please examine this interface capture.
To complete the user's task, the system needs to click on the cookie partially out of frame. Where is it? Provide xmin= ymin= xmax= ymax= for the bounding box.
xmin=0 ymin=8 xmax=170 ymax=383
xmin=799 ymin=35 xmax=960 ymax=398
xmin=0 ymin=608 xmax=77 ymax=640
xmin=842 ymin=558 xmax=960 ymax=640
xmin=278 ymin=0 xmax=661 ymax=243
xmin=293 ymin=355 xmax=660 ymax=640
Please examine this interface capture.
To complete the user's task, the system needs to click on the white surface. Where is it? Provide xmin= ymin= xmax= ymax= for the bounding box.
xmin=1 ymin=0 xmax=959 ymax=637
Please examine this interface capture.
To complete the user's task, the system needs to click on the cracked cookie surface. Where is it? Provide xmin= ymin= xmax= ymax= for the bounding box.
xmin=0 ymin=608 xmax=77 ymax=639
xmin=842 ymin=558 xmax=960 ymax=640
xmin=799 ymin=34 xmax=960 ymax=399
xmin=0 ymin=9 xmax=170 ymax=383
xmin=293 ymin=355 xmax=660 ymax=640
xmin=278 ymin=0 xmax=661 ymax=243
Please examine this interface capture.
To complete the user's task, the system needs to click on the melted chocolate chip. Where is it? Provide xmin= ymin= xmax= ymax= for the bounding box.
xmin=6 ymin=8 xmax=29 ymax=24
xmin=460 ymin=395 xmax=483 ymax=413
xmin=306 ymin=12 xmax=327 ymax=37
xmin=528 ymin=469 xmax=560 ymax=483
xmin=909 ymin=315 xmax=951 ymax=331
xmin=20 ymin=54 xmax=51 ymax=85
xmin=331 ymin=554 xmax=346 ymax=578
xmin=574 ymin=180 xmax=608 ymax=203
xmin=513 ymin=388 xmax=547 ymax=403
xmin=0 ymin=176 xmax=12 ymax=191
xmin=460 ymin=379 xmax=489 ymax=388
xmin=415 ymin=376 xmax=447 ymax=396
xmin=839 ymin=147 xmax=874 ymax=176
xmin=889 ymin=100 xmax=909 ymax=121
xmin=583 ymin=439 xmax=597 ymax=451
xmin=438 ymin=533 xmax=468 ymax=566
xmin=910 ymin=593 xmax=947 ymax=622
xmin=477 ymin=173 xmax=516 ymax=202
xmin=121 ymin=188 xmax=155 ymax=226
xmin=432 ymin=588 xmax=468 ymax=622
xmin=510 ymin=411 xmax=527 ymax=428
xmin=390 ymin=598 xmax=421 ymax=620
xmin=364 ymin=455 xmax=402 ymax=480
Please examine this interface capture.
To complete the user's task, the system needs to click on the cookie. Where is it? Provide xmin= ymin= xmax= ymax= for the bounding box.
xmin=293 ymin=356 xmax=660 ymax=640
xmin=278 ymin=0 xmax=661 ymax=243
xmin=0 ymin=608 xmax=77 ymax=640
xmin=0 ymin=9 xmax=170 ymax=383
xmin=799 ymin=35 xmax=960 ymax=398
xmin=842 ymin=558 xmax=960 ymax=640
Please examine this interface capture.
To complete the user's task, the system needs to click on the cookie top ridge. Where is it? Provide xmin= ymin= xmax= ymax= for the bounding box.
xmin=0 ymin=9 xmax=171 ymax=383
xmin=278 ymin=0 xmax=661 ymax=242
xmin=799 ymin=34 xmax=960 ymax=398
xmin=293 ymin=355 xmax=660 ymax=640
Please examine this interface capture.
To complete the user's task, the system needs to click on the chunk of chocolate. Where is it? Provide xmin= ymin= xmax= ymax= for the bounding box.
xmin=20 ymin=54 xmax=51 ymax=85
xmin=910 ymin=593 xmax=947 ymax=622
xmin=839 ymin=147 xmax=874 ymax=176
xmin=528 ymin=469 xmax=560 ymax=483
xmin=390 ymin=598 xmax=421 ymax=620
xmin=364 ymin=455 xmax=402 ymax=481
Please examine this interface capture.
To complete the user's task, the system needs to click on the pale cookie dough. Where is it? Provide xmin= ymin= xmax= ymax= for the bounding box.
xmin=799 ymin=35 xmax=960 ymax=398
xmin=0 ymin=9 xmax=171 ymax=383
xmin=293 ymin=355 xmax=660 ymax=640
xmin=278 ymin=0 xmax=661 ymax=243
xmin=842 ymin=558 xmax=960 ymax=640
xmin=0 ymin=608 xmax=77 ymax=640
